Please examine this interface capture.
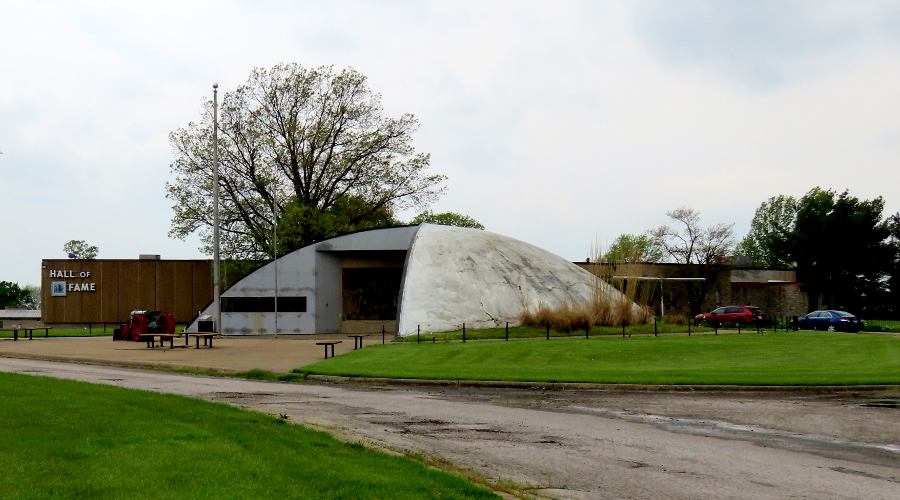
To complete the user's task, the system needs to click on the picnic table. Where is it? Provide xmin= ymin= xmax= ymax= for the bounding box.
xmin=142 ymin=333 xmax=183 ymax=349
xmin=347 ymin=334 xmax=368 ymax=350
xmin=316 ymin=340 xmax=341 ymax=359
xmin=1 ymin=327 xmax=52 ymax=341
xmin=187 ymin=332 xmax=220 ymax=349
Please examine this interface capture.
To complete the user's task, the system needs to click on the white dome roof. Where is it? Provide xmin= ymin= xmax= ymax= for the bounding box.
xmin=397 ymin=224 xmax=628 ymax=335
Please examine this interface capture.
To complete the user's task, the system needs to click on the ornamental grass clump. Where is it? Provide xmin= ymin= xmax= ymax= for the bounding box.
xmin=520 ymin=302 xmax=592 ymax=332
xmin=519 ymin=246 xmax=653 ymax=331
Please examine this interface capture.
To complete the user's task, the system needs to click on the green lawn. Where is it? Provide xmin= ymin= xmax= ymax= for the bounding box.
xmin=0 ymin=324 xmax=191 ymax=339
xmin=397 ymin=323 xmax=715 ymax=342
xmin=865 ymin=319 xmax=900 ymax=332
xmin=0 ymin=373 xmax=495 ymax=499
xmin=301 ymin=331 xmax=900 ymax=386
xmin=0 ymin=327 xmax=110 ymax=338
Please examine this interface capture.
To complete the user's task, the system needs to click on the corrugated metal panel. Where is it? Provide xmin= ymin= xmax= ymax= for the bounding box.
xmin=0 ymin=310 xmax=41 ymax=319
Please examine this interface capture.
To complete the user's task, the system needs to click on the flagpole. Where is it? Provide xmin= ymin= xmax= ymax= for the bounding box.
xmin=212 ymin=83 xmax=222 ymax=333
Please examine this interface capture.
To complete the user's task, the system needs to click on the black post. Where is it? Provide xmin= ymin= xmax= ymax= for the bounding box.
xmin=546 ymin=324 xmax=550 ymax=340
xmin=585 ymin=325 xmax=589 ymax=339
xmin=463 ymin=323 xmax=466 ymax=343
xmin=654 ymin=317 xmax=658 ymax=337
xmin=622 ymin=320 xmax=625 ymax=338
xmin=417 ymin=325 xmax=420 ymax=344
xmin=737 ymin=322 xmax=741 ymax=335
xmin=382 ymin=324 xmax=385 ymax=344
xmin=688 ymin=320 xmax=691 ymax=336
xmin=505 ymin=322 xmax=509 ymax=341
xmin=432 ymin=335 xmax=435 ymax=344
xmin=714 ymin=324 xmax=717 ymax=336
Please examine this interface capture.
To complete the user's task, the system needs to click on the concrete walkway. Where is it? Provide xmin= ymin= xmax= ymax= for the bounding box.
xmin=0 ymin=334 xmax=393 ymax=373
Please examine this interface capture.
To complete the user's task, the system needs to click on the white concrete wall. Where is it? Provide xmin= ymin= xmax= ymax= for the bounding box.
xmin=187 ymin=226 xmax=418 ymax=335
xmin=189 ymin=224 xmax=636 ymax=337
xmin=397 ymin=225 xmax=631 ymax=336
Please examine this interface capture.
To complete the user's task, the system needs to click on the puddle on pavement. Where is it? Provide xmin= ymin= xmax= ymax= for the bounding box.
xmin=569 ymin=405 xmax=900 ymax=468
xmin=860 ymin=399 xmax=899 ymax=409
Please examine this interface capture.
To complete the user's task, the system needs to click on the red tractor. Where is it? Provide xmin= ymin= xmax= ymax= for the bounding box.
xmin=113 ymin=310 xmax=176 ymax=341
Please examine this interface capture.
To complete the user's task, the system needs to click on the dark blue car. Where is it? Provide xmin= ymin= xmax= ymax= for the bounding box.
xmin=797 ymin=310 xmax=864 ymax=332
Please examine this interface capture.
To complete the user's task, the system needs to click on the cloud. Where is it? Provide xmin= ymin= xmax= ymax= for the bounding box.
xmin=632 ymin=0 xmax=900 ymax=89
xmin=1 ymin=0 xmax=898 ymax=286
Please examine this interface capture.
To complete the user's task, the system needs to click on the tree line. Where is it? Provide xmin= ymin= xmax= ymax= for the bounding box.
xmin=163 ymin=62 xmax=897 ymax=318
xmin=604 ymin=188 xmax=899 ymax=317
xmin=166 ymin=63 xmax=481 ymax=261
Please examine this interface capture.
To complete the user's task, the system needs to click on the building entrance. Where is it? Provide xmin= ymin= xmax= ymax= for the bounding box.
xmin=341 ymin=268 xmax=402 ymax=320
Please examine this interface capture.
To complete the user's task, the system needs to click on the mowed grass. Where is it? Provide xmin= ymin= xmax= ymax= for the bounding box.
xmin=301 ymin=332 xmax=900 ymax=385
xmin=0 ymin=373 xmax=495 ymax=499
xmin=396 ymin=323 xmax=714 ymax=342
xmin=0 ymin=324 xmax=191 ymax=338
xmin=865 ymin=319 xmax=900 ymax=332
xmin=0 ymin=327 xmax=111 ymax=338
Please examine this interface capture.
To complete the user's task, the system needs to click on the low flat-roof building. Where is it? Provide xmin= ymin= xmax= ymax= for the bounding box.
xmin=0 ymin=309 xmax=42 ymax=329
xmin=40 ymin=257 xmax=212 ymax=325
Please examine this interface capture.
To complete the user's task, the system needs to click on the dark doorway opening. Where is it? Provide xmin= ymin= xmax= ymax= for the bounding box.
xmin=342 ymin=268 xmax=402 ymax=320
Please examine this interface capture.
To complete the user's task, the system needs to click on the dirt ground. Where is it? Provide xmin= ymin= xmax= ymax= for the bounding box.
xmin=0 ymin=334 xmax=390 ymax=372
xmin=0 ymin=337 xmax=897 ymax=499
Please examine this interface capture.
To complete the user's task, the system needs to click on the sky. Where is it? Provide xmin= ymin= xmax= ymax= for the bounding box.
xmin=2 ymin=0 xmax=899 ymax=287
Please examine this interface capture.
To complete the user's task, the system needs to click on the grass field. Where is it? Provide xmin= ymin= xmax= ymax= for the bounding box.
xmin=865 ymin=319 xmax=900 ymax=332
xmin=0 ymin=372 xmax=495 ymax=499
xmin=0 ymin=327 xmax=110 ymax=338
xmin=0 ymin=324 xmax=191 ymax=339
xmin=397 ymin=323 xmax=716 ymax=342
xmin=300 ymin=331 xmax=900 ymax=385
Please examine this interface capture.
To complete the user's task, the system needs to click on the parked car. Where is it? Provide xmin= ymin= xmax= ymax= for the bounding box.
xmin=694 ymin=305 xmax=763 ymax=326
xmin=797 ymin=310 xmax=864 ymax=332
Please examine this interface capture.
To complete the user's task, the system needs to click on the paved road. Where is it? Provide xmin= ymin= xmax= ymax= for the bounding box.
xmin=0 ymin=358 xmax=897 ymax=499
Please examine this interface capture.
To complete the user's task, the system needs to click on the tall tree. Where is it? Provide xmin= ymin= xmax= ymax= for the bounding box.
xmin=62 ymin=240 xmax=98 ymax=259
xmin=0 ymin=281 xmax=30 ymax=309
xmin=887 ymin=213 xmax=900 ymax=318
xmin=23 ymin=285 xmax=41 ymax=310
xmin=649 ymin=207 xmax=735 ymax=265
xmin=602 ymin=234 xmax=662 ymax=263
xmin=410 ymin=211 xmax=484 ymax=229
xmin=167 ymin=63 xmax=446 ymax=258
xmin=275 ymin=195 xmax=398 ymax=255
xmin=787 ymin=188 xmax=895 ymax=314
xmin=648 ymin=207 xmax=736 ymax=314
xmin=738 ymin=194 xmax=798 ymax=268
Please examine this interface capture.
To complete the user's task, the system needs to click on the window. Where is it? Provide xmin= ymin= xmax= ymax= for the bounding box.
xmin=278 ymin=296 xmax=307 ymax=312
xmin=222 ymin=296 xmax=306 ymax=313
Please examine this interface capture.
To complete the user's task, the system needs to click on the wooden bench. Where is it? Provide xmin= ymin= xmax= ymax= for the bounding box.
xmin=316 ymin=340 xmax=341 ymax=359
xmin=188 ymin=332 xmax=220 ymax=349
xmin=347 ymin=334 xmax=368 ymax=350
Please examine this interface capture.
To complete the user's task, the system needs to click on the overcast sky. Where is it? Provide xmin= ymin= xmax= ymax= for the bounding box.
xmin=3 ymin=0 xmax=899 ymax=287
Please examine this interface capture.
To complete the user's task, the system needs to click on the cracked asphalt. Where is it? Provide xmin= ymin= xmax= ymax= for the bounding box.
xmin=0 ymin=357 xmax=897 ymax=499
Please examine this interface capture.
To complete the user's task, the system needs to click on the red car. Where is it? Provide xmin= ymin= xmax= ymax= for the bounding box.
xmin=694 ymin=305 xmax=763 ymax=326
